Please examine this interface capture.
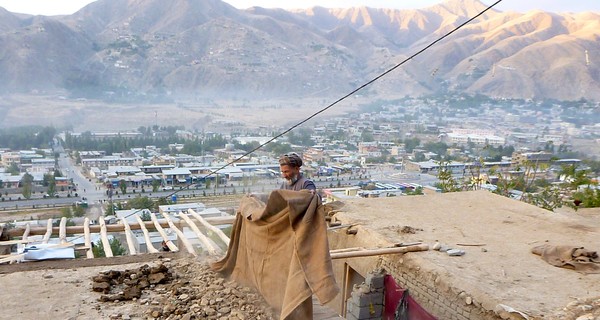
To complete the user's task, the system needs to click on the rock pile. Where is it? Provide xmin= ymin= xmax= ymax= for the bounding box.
xmin=91 ymin=258 xmax=276 ymax=320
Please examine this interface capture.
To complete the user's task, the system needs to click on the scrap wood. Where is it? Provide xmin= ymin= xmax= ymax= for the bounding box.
xmin=393 ymin=242 xmax=423 ymax=247
xmin=328 ymin=224 xmax=355 ymax=231
xmin=330 ymin=247 xmax=364 ymax=253
xmin=0 ymin=253 xmax=25 ymax=264
xmin=330 ymin=243 xmax=429 ymax=259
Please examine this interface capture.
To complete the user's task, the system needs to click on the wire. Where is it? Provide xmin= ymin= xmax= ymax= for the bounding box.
xmin=123 ymin=0 xmax=503 ymax=219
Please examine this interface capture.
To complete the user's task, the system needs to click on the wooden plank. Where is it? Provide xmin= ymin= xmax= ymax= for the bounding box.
xmin=188 ymin=209 xmax=230 ymax=246
xmin=330 ymin=247 xmax=363 ymax=254
xmin=150 ymin=212 xmax=178 ymax=252
xmin=42 ymin=219 xmax=53 ymax=244
xmin=22 ymin=223 xmax=31 ymax=240
xmin=0 ymin=239 xmax=30 ymax=245
xmin=98 ymin=217 xmax=113 ymax=258
xmin=162 ymin=213 xmax=197 ymax=256
xmin=178 ymin=212 xmax=218 ymax=255
xmin=84 ymin=218 xmax=94 ymax=259
xmin=3 ymin=215 xmax=237 ymax=237
xmin=134 ymin=214 xmax=159 ymax=254
xmin=330 ymin=244 xmax=429 ymax=259
xmin=59 ymin=217 xmax=67 ymax=244
xmin=0 ymin=253 xmax=25 ymax=264
xmin=120 ymin=217 xmax=137 ymax=255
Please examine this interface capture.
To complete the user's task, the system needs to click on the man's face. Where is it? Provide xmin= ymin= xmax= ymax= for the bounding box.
xmin=280 ymin=164 xmax=300 ymax=183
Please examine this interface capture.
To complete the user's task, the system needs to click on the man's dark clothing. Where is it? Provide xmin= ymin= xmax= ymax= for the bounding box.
xmin=280 ymin=174 xmax=316 ymax=191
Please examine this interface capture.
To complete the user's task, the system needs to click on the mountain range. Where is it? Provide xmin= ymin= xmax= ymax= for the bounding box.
xmin=0 ymin=0 xmax=598 ymax=101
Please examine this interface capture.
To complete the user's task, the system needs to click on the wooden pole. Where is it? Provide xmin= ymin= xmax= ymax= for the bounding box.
xmin=84 ymin=218 xmax=94 ymax=259
xmin=330 ymin=244 xmax=429 ymax=259
xmin=162 ymin=213 xmax=196 ymax=256
xmin=42 ymin=219 xmax=52 ymax=244
xmin=178 ymin=212 xmax=218 ymax=255
xmin=188 ymin=209 xmax=230 ymax=246
xmin=151 ymin=212 xmax=178 ymax=252
xmin=120 ymin=217 xmax=137 ymax=255
xmin=134 ymin=214 xmax=159 ymax=254
xmin=22 ymin=224 xmax=31 ymax=241
xmin=98 ymin=217 xmax=113 ymax=258
xmin=59 ymin=217 xmax=67 ymax=244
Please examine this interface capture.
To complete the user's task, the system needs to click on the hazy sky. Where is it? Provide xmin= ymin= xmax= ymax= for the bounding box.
xmin=0 ymin=0 xmax=598 ymax=16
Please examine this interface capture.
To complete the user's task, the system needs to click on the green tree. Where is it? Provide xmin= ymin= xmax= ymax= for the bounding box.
xmin=152 ymin=179 xmax=161 ymax=192
xmin=45 ymin=174 xmax=56 ymax=196
xmin=572 ymin=188 xmax=600 ymax=209
xmin=140 ymin=211 xmax=152 ymax=221
xmin=21 ymin=173 xmax=34 ymax=199
xmin=524 ymin=187 xmax=565 ymax=211
xmin=119 ymin=179 xmax=127 ymax=194
xmin=72 ymin=205 xmax=86 ymax=217
xmin=126 ymin=196 xmax=155 ymax=210
xmin=92 ymin=238 xmax=127 ymax=257
xmin=406 ymin=186 xmax=424 ymax=195
xmin=403 ymin=137 xmax=421 ymax=153
xmin=434 ymin=160 xmax=461 ymax=192
xmin=7 ymin=163 xmax=20 ymax=175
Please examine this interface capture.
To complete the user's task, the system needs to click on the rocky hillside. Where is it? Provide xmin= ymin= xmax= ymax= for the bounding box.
xmin=0 ymin=0 xmax=598 ymax=101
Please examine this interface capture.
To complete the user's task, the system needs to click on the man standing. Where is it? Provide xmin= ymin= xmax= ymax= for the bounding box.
xmin=278 ymin=152 xmax=316 ymax=192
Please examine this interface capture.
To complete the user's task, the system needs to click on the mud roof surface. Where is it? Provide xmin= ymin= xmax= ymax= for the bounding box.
xmin=335 ymin=190 xmax=600 ymax=318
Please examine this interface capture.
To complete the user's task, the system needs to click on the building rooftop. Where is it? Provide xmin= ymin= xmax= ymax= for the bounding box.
xmin=329 ymin=190 xmax=600 ymax=318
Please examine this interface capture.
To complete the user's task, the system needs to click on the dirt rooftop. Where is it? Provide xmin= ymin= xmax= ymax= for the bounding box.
xmin=332 ymin=190 xmax=600 ymax=319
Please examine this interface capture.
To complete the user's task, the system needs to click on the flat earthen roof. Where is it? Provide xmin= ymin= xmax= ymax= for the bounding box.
xmin=333 ymin=190 xmax=600 ymax=318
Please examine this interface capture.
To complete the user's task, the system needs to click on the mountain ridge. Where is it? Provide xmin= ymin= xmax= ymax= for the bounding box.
xmin=0 ymin=0 xmax=598 ymax=101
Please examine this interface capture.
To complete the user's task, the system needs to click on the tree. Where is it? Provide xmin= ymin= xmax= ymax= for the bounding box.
xmin=434 ymin=160 xmax=461 ymax=193
xmin=72 ymin=206 xmax=86 ymax=217
xmin=119 ymin=179 xmax=127 ymax=194
xmin=21 ymin=173 xmax=34 ymax=200
xmin=571 ymin=188 xmax=600 ymax=209
xmin=47 ymin=175 xmax=56 ymax=197
xmin=404 ymin=137 xmax=421 ymax=153
xmin=92 ymin=237 xmax=127 ymax=257
xmin=152 ymin=179 xmax=161 ymax=192
xmin=126 ymin=196 xmax=155 ymax=210
xmin=140 ymin=211 xmax=152 ymax=221
xmin=7 ymin=163 xmax=20 ymax=175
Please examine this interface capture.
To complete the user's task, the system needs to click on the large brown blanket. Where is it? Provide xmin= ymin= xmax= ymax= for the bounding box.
xmin=532 ymin=244 xmax=600 ymax=274
xmin=211 ymin=189 xmax=339 ymax=319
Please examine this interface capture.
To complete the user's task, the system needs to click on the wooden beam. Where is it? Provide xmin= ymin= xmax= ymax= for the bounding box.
xmin=98 ymin=217 xmax=113 ymax=258
xmin=84 ymin=218 xmax=94 ymax=259
xmin=330 ymin=244 xmax=429 ymax=259
xmin=134 ymin=214 xmax=159 ymax=254
xmin=59 ymin=217 xmax=67 ymax=244
xmin=163 ymin=213 xmax=196 ymax=256
xmin=178 ymin=212 xmax=218 ymax=255
xmin=3 ymin=215 xmax=236 ymax=238
xmin=22 ymin=223 xmax=31 ymax=240
xmin=120 ymin=217 xmax=137 ymax=255
xmin=42 ymin=219 xmax=52 ymax=244
xmin=188 ymin=209 xmax=230 ymax=246
xmin=151 ymin=212 xmax=178 ymax=252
